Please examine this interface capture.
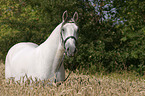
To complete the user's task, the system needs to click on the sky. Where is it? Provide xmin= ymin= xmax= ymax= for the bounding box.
xmin=90 ymin=0 xmax=123 ymax=25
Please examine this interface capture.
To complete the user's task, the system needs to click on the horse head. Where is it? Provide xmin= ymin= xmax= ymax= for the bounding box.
xmin=61 ymin=11 xmax=78 ymax=56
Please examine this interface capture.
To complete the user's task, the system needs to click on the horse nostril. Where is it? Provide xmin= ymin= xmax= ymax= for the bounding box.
xmin=67 ymin=48 xmax=69 ymax=52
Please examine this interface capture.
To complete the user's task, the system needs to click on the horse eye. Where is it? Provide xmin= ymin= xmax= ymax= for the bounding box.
xmin=62 ymin=29 xmax=64 ymax=32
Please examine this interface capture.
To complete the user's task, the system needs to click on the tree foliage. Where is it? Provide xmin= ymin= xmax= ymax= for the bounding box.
xmin=0 ymin=0 xmax=144 ymax=75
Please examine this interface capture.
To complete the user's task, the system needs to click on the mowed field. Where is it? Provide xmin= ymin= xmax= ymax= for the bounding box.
xmin=0 ymin=62 xmax=145 ymax=96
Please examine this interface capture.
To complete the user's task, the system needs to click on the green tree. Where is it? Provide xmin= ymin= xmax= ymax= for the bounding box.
xmin=0 ymin=0 xmax=144 ymax=75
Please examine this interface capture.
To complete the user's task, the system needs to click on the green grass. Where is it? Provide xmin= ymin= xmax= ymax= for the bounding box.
xmin=0 ymin=63 xmax=145 ymax=96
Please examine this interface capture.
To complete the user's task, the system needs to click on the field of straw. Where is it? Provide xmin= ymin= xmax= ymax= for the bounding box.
xmin=0 ymin=62 xmax=145 ymax=96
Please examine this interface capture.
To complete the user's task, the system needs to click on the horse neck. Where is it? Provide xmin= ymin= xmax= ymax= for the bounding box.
xmin=36 ymin=23 xmax=64 ymax=61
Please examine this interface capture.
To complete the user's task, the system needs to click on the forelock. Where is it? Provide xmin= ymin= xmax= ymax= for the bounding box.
xmin=62 ymin=17 xmax=76 ymax=26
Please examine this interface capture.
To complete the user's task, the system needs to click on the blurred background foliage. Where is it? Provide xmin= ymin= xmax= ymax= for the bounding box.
xmin=0 ymin=0 xmax=145 ymax=75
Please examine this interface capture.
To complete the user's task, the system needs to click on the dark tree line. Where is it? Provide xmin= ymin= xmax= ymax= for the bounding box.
xmin=0 ymin=0 xmax=144 ymax=75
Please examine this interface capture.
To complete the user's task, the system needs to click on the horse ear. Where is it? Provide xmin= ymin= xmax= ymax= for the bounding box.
xmin=73 ymin=12 xmax=78 ymax=22
xmin=62 ymin=10 xmax=68 ymax=22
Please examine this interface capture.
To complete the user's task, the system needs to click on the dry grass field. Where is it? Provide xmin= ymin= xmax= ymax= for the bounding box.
xmin=0 ymin=62 xmax=145 ymax=96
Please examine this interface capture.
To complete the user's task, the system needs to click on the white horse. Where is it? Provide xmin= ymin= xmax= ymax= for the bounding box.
xmin=5 ymin=11 xmax=78 ymax=82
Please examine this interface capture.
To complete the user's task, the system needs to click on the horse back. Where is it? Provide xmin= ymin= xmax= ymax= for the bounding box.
xmin=6 ymin=42 xmax=38 ymax=60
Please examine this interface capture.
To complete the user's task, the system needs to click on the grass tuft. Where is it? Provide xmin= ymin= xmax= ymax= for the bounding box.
xmin=0 ymin=63 xmax=145 ymax=96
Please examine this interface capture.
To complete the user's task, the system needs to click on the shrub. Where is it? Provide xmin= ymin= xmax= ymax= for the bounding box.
xmin=0 ymin=0 xmax=144 ymax=75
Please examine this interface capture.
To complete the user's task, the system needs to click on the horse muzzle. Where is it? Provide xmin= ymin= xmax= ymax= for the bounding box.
xmin=66 ymin=47 xmax=77 ymax=57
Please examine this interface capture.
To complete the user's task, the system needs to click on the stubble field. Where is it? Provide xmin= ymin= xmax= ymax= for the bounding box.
xmin=0 ymin=62 xmax=145 ymax=96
